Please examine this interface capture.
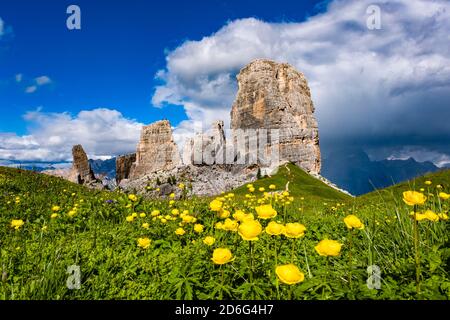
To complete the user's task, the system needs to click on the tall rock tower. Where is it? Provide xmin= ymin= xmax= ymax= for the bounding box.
xmin=230 ymin=59 xmax=321 ymax=174
xmin=69 ymin=144 xmax=96 ymax=184
xmin=129 ymin=120 xmax=181 ymax=179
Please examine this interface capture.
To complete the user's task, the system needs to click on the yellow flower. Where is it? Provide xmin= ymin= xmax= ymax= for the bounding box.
xmin=275 ymin=264 xmax=305 ymax=285
xmin=142 ymin=222 xmax=150 ymax=229
xmin=233 ymin=210 xmax=246 ymax=221
xmin=137 ymin=237 xmax=151 ymax=249
xmin=255 ymin=204 xmax=277 ymax=220
xmin=283 ymin=223 xmax=306 ymax=238
xmin=50 ymin=213 xmax=59 ymax=219
xmin=139 ymin=213 xmax=146 ymax=218
xmin=209 ymin=199 xmax=223 ymax=212
xmin=437 ymin=184 xmax=443 ymax=189
xmin=223 ymin=218 xmax=239 ymax=232
xmin=439 ymin=192 xmax=450 ymax=200
xmin=438 ymin=213 xmax=448 ymax=221
xmin=67 ymin=210 xmax=77 ymax=217
xmin=182 ymin=215 xmax=194 ymax=223
xmin=218 ymin=209 xmax=230 ymax=219
xmin=128 ymin=194 xmax=138 ymax=202
xmin=169 ymin=200 xmax=175 ymax=205
xmin=194 ymin=224 xmax=204 ymax=233
xmin=414 ymin=213 xmax=428 ymax=221
xmin=132 ymin=212 xmax=138 ymax=218
xmin=169 ymin=193 xmax=175 ymax=199
xmin=10 ymin=219 xmax=24 ymax=230
xmin=161 ymin=218 xmax=167 ymax=223
xmin=203 ymin=236 xmax=215 ymax=246
xmin=343 ymin=215 xmax=364 ymax=230
xmin=151 ymin=210 xmax=160 ymax=217
xmin=51 ymin=205 xmax=60 ymax=212
xmin=249 ymin=187 xmax=255 ymax=193
xmin=171 ymin=209 xmax=180 ymax=215
xmin=315 ymin=239 xmax=342 ymax=257
xmin=238 ymin=220 xmax=262 ymax=241
xmin=259 ymin=187 xmax=265 ymax=192
xmin=215 ymin=222 xmax=224 ymax=230
xmin=269 ymin=184 xmax=276 ymax=190
xmin=402 ymin=191 xmax=426 ymax=206
xmin=175 ymin=227 xmax=186 ymax=236
xmin=126 ymin=215 xmax=134 ymax=222
xmin=424 ymin=210 xmax=439 ymax=222
xmin=425 ymin=180 xmax=432 ymax=185
xmin=211 ymin=248 xmax=234 ymax=265
xmin=265 ymin=221 xmax=285 ymax=236
xmin=178 ymin=183 xmax=185 ymax=189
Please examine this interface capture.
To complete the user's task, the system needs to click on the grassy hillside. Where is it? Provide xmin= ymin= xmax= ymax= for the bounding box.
xmin=0 ymin=165 xmax=449 ymax=300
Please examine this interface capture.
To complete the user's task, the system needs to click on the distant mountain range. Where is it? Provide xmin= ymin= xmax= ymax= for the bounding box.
xmin=89 ymin=158 xmax=116 ymax=179
xmin=321 ymin=149 xmax=440 ymax=195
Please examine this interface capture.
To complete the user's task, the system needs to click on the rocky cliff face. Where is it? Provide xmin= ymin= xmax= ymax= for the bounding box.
xmin=182 ymin=120 xmax=226 ymax=165
xmin=116 ymin=153 xmax=136 ymax=184
xmin=129 ymin=120 xmax=181 ymax=179
xmin=69 ymin=145 xmax=96 ymax=184
xmin=230 ymin=59 xmax=321 ymax=174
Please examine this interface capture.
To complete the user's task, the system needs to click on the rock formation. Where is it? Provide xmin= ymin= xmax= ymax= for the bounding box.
xmin=129 ymin=120 xmax=181 ymax=180
xmin=116 ymin=153 xmax=136 ymax=184
xmin=230 ymin=59 xmax=321 ymax=174
xmin=68 ymin=145 xmax=96 ymax=184
xmin=183 ymin=120 xmax=226 ymax=165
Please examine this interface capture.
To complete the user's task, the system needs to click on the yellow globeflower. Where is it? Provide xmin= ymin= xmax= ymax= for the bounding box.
xmin=238 ymin=220 xmax=262 ymax=241
xmin=343 ymin=215 xmax=364 ymax=230
xmin=128 ymin=194 xmax=138 ymax=202
xmin=209 ymin=199 xmax=223 ymax=212
xmin=413 ymin=213 xmax=428 ymax=221
xmin=169 ymin=193 xmax=175 ymax=199
xmin=424 ymin=210 xmax=439 ymax=222
xmin=315 ymin=239 xmax=342 ymax=257
xmin=215 ymin=222 xmax=224 ymax=230
xmin=275 ymin=264 xmax=305 ymax=285
xmin=126 ymin=215 xmax=134 ymax=222
xmin=249 ymin=187 xmax=255 ymax=193
xmin=178 ymin=183 xmax=185 ymax=189
xmin=233 ymin=210 xmax=246 ymax=221
xmin=218 ymin=209 xmax=230 ymax=219
xmin=402 ymin=191 xmax=426 ymax=206
xmin=223 ymin=218 xmax=239 ymax=232
xmin=425 ymin=180 xmax=432 ymax=185
xmin=140 ymin=213 xmax=146 ymax=218
xmin=182 ymin=215 xmax=194 ymax=223
xmin=50 ymin=213 xmax=59 ymax=219
xmin=137 ymin=237 xmax=151 ymax=249
xmin=269 ymin=184 xmax=276 ymax=190
xmin=51 ymin=205 xmax=60 ymax=212
xmin=10 ymin=219 xmax=24 ymax=230
xmin=265 ymin=221 xmax=285 ymax=236
xmin=255 ymin=204 xmax=277 ymax=220
xmin=142 ymin=222 xmax=150 ymax=229
xmin=175 ymin=227 xmax=186 ymax=236
xmin=194 ymin=224 xmax=204 ymax=233
xmin=259 ymin=187 xmax=265 ymax=192
xmin=439 ymin=192 xmax=450 ymax=200
xmin=171 ymin=209 xmax=180 ymax=215
xmin=283 ymin=223 xmax=306 ymax=238
xmin=211 ymin=248 xmax=234 ymax=265
xmin=438 ymin=213 xmax=448 ymax=221
xmin=150 ymin=210 xmax=160 ymax=217
xmin=203 ymin=236 xmax=216 ymax=246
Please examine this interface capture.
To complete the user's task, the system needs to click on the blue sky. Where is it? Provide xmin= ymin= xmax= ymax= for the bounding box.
xmin=1 ymin=0 xmax=450 ymax=167
xmin=0 ymin=0 xmax=326 ymax=134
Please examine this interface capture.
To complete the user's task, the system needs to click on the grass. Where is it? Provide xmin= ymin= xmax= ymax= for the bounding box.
xmin=0 ymin=165 xmax=449 ymax=300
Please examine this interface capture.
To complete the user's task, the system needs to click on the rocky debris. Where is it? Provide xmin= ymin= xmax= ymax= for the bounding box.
xmin=68 ymin=145 xmax=97 ymax=184
xmin=182 ymin=120 xmax=226 ymax=165
xmin=116 ymin=153 xmax=136 ymax=184
xmin=230 ymin=59 xmax=321 ymax=174
xmin=120 ymin=164 xmax=257 ymax=198
xmin=129 ymin=120 xmax=181 ymax=179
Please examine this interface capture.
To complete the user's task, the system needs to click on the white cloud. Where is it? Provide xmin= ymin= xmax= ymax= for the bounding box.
xmin=0 ymin=18 xmax=4 ymax=37
xmin=24 ymin=76 xmax=52 ymax=93
xmin=0 ymin=108 xmax=143 ymax=162
xmin=25 ymin=86 xmax=37 ymax=93
xmin=153 ymin=0 xmax=450 ymax=165
xmin=35 ymin=75 xmax=52 ymax=86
